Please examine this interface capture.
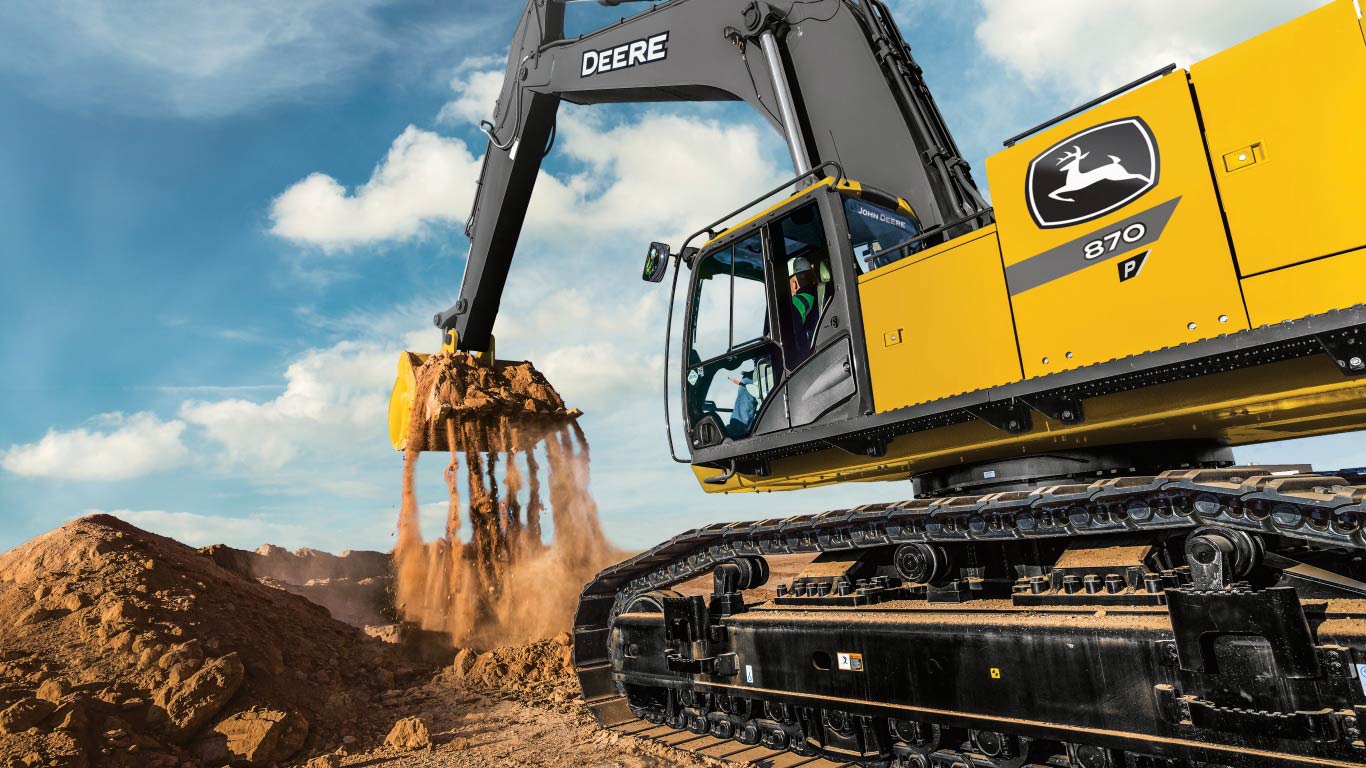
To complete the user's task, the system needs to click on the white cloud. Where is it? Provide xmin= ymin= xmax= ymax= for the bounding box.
xmin=272 ymin=59 xmax=785 ymax=251
xmin=268 ymin=111 xmax=780 ymax=251
xmin=1 ymin=412 xmax=188 ymax=481
xmin=269 ymin=126 xmax=484 ymax=251
xmin=436 ymin=67 xmax=505 ymax=126
xmin=541 ymin=111 xmax=780 ymax=244
xmin=180 ymin=341 xmax=394 ymax=472
xmin=94 ymin=509 xmax=310 ymax=549
xmin=976 ymin=0 xmax=1329 ymax=99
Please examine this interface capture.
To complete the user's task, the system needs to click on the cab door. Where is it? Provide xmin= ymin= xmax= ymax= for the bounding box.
xmin=765 ymin=197 xmax=862 ymax=429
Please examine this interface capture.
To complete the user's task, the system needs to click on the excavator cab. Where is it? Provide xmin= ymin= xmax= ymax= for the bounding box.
xmin=678 ymin=179 xmax=925 ymax=455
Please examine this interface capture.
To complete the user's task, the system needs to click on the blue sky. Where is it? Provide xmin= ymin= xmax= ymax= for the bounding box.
xmin=0 ymin=0 xmax=1349 ymax=554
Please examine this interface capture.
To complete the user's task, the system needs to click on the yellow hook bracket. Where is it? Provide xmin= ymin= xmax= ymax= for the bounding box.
xmin=441 ymin=329 xmax=496 ymax=363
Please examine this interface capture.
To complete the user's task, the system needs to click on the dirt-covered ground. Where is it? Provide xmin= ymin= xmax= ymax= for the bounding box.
xmin=326 ymin=637 xmax=722 ymax=768
xmin=0 ymin=515 xmax=740 ymax=768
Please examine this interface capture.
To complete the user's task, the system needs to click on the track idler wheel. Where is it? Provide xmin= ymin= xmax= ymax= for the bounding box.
xmin=718 ymin=695 xmax=754 ymax=719
xmin=1184 ymin=526 xmax=1263 ymax=589
xmin=714 ymin=556 xmax=770 ymax=591
xmin=1069 ymin=743 xmax=1119 ymax=768
xmin=623 ymin=589 xmax=681 ymax=614
xmin=824 ymin=709 xmax=855 ymax=737
xmin=893 ymin=543 xmax=950 ymax=584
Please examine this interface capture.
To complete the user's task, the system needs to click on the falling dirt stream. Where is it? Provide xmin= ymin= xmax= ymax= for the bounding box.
xmin=394 ymin=352 xmax=618 ymax=648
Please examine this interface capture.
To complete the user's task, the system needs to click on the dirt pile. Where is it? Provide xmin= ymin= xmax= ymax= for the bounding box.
xmin=0 ymin=515 xmax=411 ymax=768
xmin=395 ymin=353 xmax=619 ymax=648
xmin=201 ymin=544 xmax=393 ymax=630
xmin=442 ymin=634 xmax=577 ymax=705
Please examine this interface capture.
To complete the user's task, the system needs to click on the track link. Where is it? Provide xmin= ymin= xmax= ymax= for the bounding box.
xmin=607 ymin=715 xmax=859 ymax=766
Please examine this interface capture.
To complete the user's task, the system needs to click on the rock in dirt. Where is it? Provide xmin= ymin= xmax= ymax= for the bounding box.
xmin=383 ymin=716 xmax=432 ymax=751
xmin=370 ymin=666 xmax=396 ymax=691
xmin=449 ymin=648 xmax=477 ymax=679
xmin=35 ymin=679 xmax=67 ymax=703
xmin=303 ymin=755 xmax=342 ymax=768
xmin=154 ymin=652 xmax=244 ymax=741
xmin=1 ymin=728 xmax=87 ymax=768
xmin=193 ymin=707 xmax=308 ymax=766
xmin=364 ymin=623 xmax=400 ymax=644
xmin=0 ymin=698 xmax=56 ymax=734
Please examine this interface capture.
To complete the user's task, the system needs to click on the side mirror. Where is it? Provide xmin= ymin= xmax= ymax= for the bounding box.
xmin=642 ymin=242 xmax=671 ymax=283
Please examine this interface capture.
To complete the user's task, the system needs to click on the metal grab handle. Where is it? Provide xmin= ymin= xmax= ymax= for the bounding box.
xmin=679 ymin=160 xmax=846 ymax=256
xmin=702 ymin=460 xmax=737 ymax=485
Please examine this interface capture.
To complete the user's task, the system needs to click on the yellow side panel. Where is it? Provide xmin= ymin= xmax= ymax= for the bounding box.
xmin=1242 ymin=247 xmax=1366 ymax=326
xmin=986 ymin=73 xmax=1249 ymax=380
xmin=1190 ymin=0 xmax=1366 ymax=277
xmin=859 ymin=227 xmax=1022 ymax=411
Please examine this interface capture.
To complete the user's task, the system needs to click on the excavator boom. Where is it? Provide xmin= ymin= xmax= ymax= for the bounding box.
xmin=434 ymin=0 xmax=989 ymax=354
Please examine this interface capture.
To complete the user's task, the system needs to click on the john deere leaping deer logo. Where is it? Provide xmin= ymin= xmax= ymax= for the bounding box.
xmin=1027 ymin=117 xmax=1158 ymax=228
xmin=1048 ymin=145 xmax=1151 ymax=202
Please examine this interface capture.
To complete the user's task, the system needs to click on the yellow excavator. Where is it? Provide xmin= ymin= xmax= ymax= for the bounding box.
xmin=390 ymin=1 xmax=1366 ymax=765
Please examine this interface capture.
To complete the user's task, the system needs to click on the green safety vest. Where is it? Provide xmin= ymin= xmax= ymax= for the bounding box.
xmin=792 ymin=292 xmax=816 ymax=322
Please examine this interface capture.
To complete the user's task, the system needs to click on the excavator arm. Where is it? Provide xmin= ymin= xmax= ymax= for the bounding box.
xmin=434 ymin=0 xmax=989 ymax=353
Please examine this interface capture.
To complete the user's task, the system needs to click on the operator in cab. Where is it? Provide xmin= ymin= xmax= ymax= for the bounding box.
xmin=726 ymin=369 xmax=760 ymax=437
xmin=789 ymin=256 xmax=820 ymax=361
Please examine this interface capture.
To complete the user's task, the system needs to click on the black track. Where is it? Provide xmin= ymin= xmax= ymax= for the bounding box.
xmin=573 ymin=467 xmax=1366 ymax=767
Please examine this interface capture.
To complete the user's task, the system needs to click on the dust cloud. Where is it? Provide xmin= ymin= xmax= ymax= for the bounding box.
xmin=394 ymin=352 xmax=618 ymax=648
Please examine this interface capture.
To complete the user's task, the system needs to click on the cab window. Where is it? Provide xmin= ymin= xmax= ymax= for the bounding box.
xmin=843 ymin=195 xmax=922 ymax=273
xmin=688 ymin=234 xmax=767 ymax=363
xmin=687 ymin=233 xmax=773 ymax=438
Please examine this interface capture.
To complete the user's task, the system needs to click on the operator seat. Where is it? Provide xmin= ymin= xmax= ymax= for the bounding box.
xmin=817 ymin=260 xmax=832 ymax=309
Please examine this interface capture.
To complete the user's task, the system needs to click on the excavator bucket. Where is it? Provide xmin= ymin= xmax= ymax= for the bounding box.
xmin=387 ymin=348 xmax=580 ymax=454
xmin=388 ymin=350 xmax=430 ymax=452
